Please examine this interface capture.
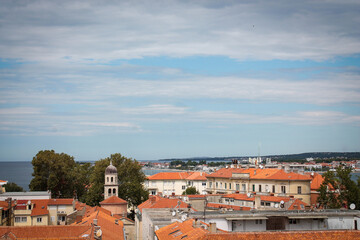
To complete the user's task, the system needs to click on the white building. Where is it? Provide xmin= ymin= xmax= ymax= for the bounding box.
xmin=145 ymin=172 xmax=207 ymax=196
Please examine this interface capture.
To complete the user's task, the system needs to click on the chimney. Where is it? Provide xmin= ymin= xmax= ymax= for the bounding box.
xmin=254 ymin=195 xmax=261 ymax=209
xmin=150 ymin=196 xmax=156 ymax=204
xmin=115 ymin=219 xmax=119 ymax=225
xmin=209 ymin=222 xmax=217 ymax=233
xmin=254 ymin=170 xmax=257 ymax=175
xmin=284 ymin=165 xmax=290 ymax=173
xmin=93 ymin=219 xmax=98 ymax=226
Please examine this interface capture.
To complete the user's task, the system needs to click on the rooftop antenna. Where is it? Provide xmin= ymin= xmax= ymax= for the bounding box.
xmin=258 ymin=142 xmax=262 ymax=165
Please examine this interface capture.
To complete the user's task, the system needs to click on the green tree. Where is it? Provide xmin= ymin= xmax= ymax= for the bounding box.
xmin=182 ymin=186 xmax=199 ymax=195
xmin=3 ymin=182 xmax=24 ymax=192
xmin=318 ymin=166 xmax=360 ymax=209
xmin=29 ymin=150 xmax=90 ymax=199
xmin=83 ymin=153 xmax=149 ymax=209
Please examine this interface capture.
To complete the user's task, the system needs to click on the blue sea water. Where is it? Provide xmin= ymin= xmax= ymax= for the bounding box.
xmin=0 ymin=161 xmax=359 ymax=191
xmin=0 ymin=161 xmax=180 ymax=191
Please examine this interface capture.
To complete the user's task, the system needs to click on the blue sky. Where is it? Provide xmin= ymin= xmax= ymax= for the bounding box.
xmin=0 ymin=0 xmax=360 ymax=161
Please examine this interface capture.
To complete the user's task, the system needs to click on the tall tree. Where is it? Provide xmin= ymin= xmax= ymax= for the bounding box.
xmin=83 ymin=153 xmax=149 ymax=208
xmin=29 ymin=150 xmax=86 ymax=199
xmin=318 ymin=166 xmax=360 ymax=209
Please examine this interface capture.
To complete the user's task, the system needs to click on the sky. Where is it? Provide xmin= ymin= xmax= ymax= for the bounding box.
xmin=0 ymin=0 xmax=360 ymax=161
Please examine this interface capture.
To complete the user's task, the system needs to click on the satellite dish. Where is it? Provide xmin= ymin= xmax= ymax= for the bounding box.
xmin=27 ymin=200 xmax=31 ymax=205
xmin=274 ymin=203 xmax=279 ymax=208
xmin=172 ymin=211 xmax=176 ymax=216
xmin=95 ymin=229 xmax=102 ymax=237
xmin=350 ymin=203 xmax=356 ymax=210
xmin=181 ymin=214 xmax=187 ymax=221
xmin=280 ymin=200 xmax=285 ymax=205
xmin=247 ymin=193 xmax=251 ymax=198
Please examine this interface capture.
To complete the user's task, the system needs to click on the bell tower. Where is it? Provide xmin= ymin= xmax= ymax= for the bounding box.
xmin=104 ymin=160 xmax=118 ymax=200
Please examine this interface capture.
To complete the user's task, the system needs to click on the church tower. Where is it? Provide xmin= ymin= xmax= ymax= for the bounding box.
xmin=104 ymin=160 xmax=119 ymax=200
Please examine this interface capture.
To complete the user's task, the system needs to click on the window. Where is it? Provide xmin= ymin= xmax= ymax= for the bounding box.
xmin=242 ymin=184 xmax=246 ymax=191
xmin=236 ymin=184 xmax=240 ymax=191
xmin=58 ymin=216 xmax=66 ymax=222
xmin=261 ymin=201 xmax=265 ymax=206
xmin=107 ymin=177 xmax=109 ymax=182
xmin=21 ymin=217 xmax=27 ymax=222
xmin=265 ymin=185 xmax=269 ymax=192
xmin=289 ymin=219 xmax=299 ymax=224
xmin=182 ymin=185 xmax=186 ymax=190
xmin=113 ymin=188 xmax=116 ymax=194
xmin=108 ymin=189 xmax=111 ymax=194
xmin=281 ymin=186 xmax=286 ymax=193
xmin=255 ymin=220 xmax=262 ymax=224
xmin=230 ymin=199 xmax=234 ymax=203
xmin=297 ymin=186 xmax=302 ymax=194
xmin=111 ymin=177 xmax=113 ymax=182
xmin=15 ymin=217 xmax=20 ymax=223
xmin=224 ymin=183 xmax=227 ymax=189
xmin=229 ymin=183 xmax=232 ymax=189
xmin=259 ymin=185 xmax=262 ymax=192
xmin=265 ymin=202 xmax=271 ymax=206
xmin=272 ymin=185 xmax=275 ymax=193
xmin=220 ymin=182 xmax=223 ymax=188
xmin=151 ymin=190 xmax=156 ymax=195
xmin=37 ymin=217 xmax=42 ymax=223
xmin=252 ymin=184 xmax=255 ymax=191
xmin=202 ymin=182 xmax=206 ymax=186
xmin=28 ymin=205 xmax=32 ymax=210
xmin=216 ymin=182 xmax=218 ymax=188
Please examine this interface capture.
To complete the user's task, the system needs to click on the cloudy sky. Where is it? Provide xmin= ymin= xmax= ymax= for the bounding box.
xmin=0 ymin=0 xmax=360 ymax=161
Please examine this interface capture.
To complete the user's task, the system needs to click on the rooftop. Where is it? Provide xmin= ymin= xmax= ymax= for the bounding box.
xmin=138 ymin=196 xmax=189 ymax=213
xmin=156 ymin=219 xmax=209 ymax=240
xmin=100 ymin=195 xmax=127 ymax=205
xmin=198 ymin=230 xmax=360 ymax=240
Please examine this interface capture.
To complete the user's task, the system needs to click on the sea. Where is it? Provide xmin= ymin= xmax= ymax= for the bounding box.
xmin=0 ymin=161 xmax=181 ymax=191
xmin=0 ymin=161 xmax=359 ymax=191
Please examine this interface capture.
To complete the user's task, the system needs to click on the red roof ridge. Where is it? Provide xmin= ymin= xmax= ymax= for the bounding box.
xmin=100 ymin=195 xmax=127 ymax=204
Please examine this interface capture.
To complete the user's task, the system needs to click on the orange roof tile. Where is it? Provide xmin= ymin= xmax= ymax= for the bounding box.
xmin=186 ymin=172 xmax=208 ymax=181
xmin=73 ymin=208 xmax=124 ymax=240
xmin=100 ymin=196 xmax=127 ymax=205
xmin=48 ymin=198 xmax=74 ymax=205
xmin=309 ymin=172 xmax=325 ymax=190
xmin=138 ymin=196 xmax=189 ymax=213
xmin=0 ymin=225 xmax=91 ymax=239
xmin=148 ymin=172 xmax=194 ymax=180
xmin=198 ymin=230 xmax=360 ymax=240
xmin=156 ymin=219 xmax=209 ymax=240
xmin=31 ymin=199 xmax=49 ymax=216
xmin=288 ymin=198 xmax=309 ymax=210
xmin=208 ymin=168 xmax=312 ymax=181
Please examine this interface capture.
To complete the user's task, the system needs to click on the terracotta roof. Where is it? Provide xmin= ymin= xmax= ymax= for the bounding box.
xmin=148 ymin=172 xmax=194 ymax=180
xmin=0 ymin=225 xmax=91 ymax=239
xmin=0 ymin=201 xmax=15 ymax=211
xmin=48 ymin=198 xmax=74 ymax=205
xmin=156 ymin=219 xmax=209 ymax=240
xmin=198 ymin=230 xmax=360 ymax=240
xmin=206 ymin=203 xmax=250 ymax=211
xmin=309 ymin=172 xmax=325 ymax=190
xmin=14 ymin=200 xmax=29 ymax=210
xmin=208 ymin=168 xmax=311 ymax=181
xmin=288 ymin=198 xmax=309 ymax=210
xmin=0 ymin=180 xmax=8 ymax=185
xmin=187 ymin=195 xmax=207 ymax=199
xmin=100 ymin=196 xmax=127 ymax=205
xmin=186 ymin=172 xmax=208 ymax=181
xmin=73 ymin=208 xmax=124 ymax=240
xmin=31 ymin=199 xmax=49 ymax=216
xmin=137 ymin=196 xmax=189 ymax=213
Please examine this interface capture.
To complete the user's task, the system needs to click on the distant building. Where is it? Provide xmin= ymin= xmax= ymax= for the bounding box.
xmin=0 ymin=191 xmax=51 ymax=201
xmin=145 ymin=171 xmax=208 ymax=196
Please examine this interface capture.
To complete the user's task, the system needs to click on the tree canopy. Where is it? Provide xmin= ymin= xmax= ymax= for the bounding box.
xmin=3 ymin=182 xmax=24 ymax=192
xmin=82 ymin=153 xmax=149 ymax=208
xmin=317 ymin=166 xmax=360 ymax=209
xmin=182 ymin=186 xmax=199 ymax=195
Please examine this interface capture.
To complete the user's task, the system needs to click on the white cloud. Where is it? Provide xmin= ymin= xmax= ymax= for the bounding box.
xmin=0 ymin=0 xmax=360 ymax=62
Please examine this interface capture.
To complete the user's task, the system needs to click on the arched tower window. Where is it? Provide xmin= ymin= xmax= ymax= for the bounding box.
xmin=113 ymin=188 xmax=116 ymax=195
xmin=107 ymin=177 xmax=109 ymax=183
xmin=111 ymin=177 xmax=113 ymax=182
xmin=108 ymin=188 xmax=111 ymax=194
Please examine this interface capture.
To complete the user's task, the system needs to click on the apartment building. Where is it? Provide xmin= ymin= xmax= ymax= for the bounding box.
xmin=206 ymin=167 xmax=312 ymax=204
xmin=145 ymin=171 xmax=207 ymax=196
